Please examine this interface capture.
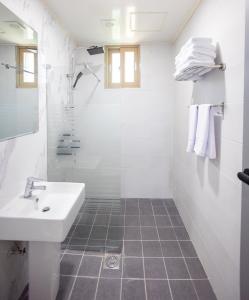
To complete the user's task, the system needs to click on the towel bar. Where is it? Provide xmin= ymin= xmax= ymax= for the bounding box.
xmin=188 ymin=102 xmax=224 ymax=116
xmin=175 ymin=63 xmax=226 ymax=81
xmin=185 ymin=63 xmax=226 ymax=73
xmin=211 ymin=63 xmax=226 ymax=71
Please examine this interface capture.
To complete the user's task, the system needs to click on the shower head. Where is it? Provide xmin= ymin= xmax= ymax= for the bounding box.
xmin=72 ymin=71 xmax=83 ymax=89
xmin=71 ymin=63 xmax=101 ymax=89
xmin=87 ymin=46 xmax=104 ymax=55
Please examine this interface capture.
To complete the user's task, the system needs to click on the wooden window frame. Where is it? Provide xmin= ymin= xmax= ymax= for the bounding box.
xmin=105 ymin=45 xmax=140 ymax=89
xmin=16 ymin=46 xmax=38 ymax=88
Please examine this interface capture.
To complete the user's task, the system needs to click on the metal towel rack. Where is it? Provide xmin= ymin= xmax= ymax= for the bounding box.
xmin=185 ymin=63 xmax=226 ymax=73
xmin=175 ymin=63 xmax=226 ymax=82
xmin=188 ymin=102 xmax=225 ymax=116
xmin=56 ymin=133 xmax=81 ymax=156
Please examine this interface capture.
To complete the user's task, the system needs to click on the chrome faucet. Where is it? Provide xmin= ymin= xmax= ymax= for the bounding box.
xmin=24 ymin=177 xmax=46 ymax=198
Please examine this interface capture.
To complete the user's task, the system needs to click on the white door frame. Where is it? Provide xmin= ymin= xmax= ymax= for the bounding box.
xmin=240 ymin=1 xmax=249 ymax=299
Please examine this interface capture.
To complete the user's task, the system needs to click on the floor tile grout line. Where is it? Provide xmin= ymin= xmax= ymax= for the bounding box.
xmin=94 ymin=213 xmax=111 ymax=227
xmin=104 ymin=202 xmax=112 ymax=255
xmin=86 ymin=213 xmax=182 ymax=216
xmin=67 ymin=204 xmax=98 ymax=300
xmin=93 ymin=256 xmax=104 ymax=300
xmin=60 ymin=199 xmax=209 ymax=300
xmin=60 ymin=203 xmax=87 ymax=263
xmin=177 ymin=241 xmax=200 ymax=300
xmin=60 ymin=274 xmax=210 ymax=281
xmin=63 ymin=252 xmax=198 ymax=259
xmin=119 ymin=199 xmax=126 ymax=300
xmin=67 ymin=238 xmax=195 ymax=242
xmin=150 ymin=200 xmax=174 ymax=300
xmin=77 ymin=224 xmax=185 ymax=228
xmin=164 ymin=202 xmax=200 ymax=300
xmin=138 ymin=200 xmax=148 ymax=300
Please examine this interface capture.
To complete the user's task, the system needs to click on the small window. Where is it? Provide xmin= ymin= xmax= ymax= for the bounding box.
xmin=105 ymin=45 xmax=140 ymax=88
xmin=16 ymin=46 xmax=38 ymax=88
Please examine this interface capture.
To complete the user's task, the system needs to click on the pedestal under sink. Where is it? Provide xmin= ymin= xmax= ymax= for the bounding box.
xmin=0 ymin=181 xmax=85 ymax=300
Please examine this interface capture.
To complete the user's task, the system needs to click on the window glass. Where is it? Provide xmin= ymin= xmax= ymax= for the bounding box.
xmin=16 ymin=46 xmax=37 ymax=88
xmin=23 ymin=51 xmax=35 ymax=83
xmin=124 ymin=51 xmax=135 ymax=83
xmin=112 ymin=52 xmax=120 ymax=84
xmin=105 ymin=45 xmax=140 ymax=88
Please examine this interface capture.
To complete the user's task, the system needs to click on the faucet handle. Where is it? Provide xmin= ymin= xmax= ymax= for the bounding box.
xmin=27 ymin=177 xmax=44 ymax=183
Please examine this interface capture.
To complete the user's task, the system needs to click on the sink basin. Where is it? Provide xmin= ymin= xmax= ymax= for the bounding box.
xmin=0 ymin=181 xmax=85 ymax=242
xmin=0 ymin=181 xmax=85 ymax=300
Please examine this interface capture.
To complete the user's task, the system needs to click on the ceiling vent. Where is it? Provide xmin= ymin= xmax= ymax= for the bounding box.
xmin=101 ymin=18 xmax=117 ymax=28
xmin=3 ymin=21 xmax=26 ymax=30
xmin=129 ymin=12 xmax=167 ymax=32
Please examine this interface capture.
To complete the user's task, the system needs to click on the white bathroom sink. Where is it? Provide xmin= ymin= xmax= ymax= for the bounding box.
xmin=0 ymin=182 xmax=85 ymax=242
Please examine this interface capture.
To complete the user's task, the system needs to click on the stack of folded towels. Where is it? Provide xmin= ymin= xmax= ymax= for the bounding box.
xmin=174 ymin=37 xmax=217 ymax=81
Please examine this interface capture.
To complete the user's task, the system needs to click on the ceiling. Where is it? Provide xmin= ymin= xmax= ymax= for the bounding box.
xmin=0 ymin=3 xmax=37 ymax=45
xmin=42 ymin=0 xmax=201 ymax=46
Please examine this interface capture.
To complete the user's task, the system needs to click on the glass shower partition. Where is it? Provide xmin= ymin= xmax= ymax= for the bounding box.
xmin=46 ymin=65 xmax=123 ymax=256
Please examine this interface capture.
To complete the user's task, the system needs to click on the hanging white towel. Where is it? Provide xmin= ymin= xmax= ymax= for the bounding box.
xmin=206 ymin=107 xmax=218 ymax=159
xmin=194 ymin=104 xmax=211 ymax=157
xmin=186 ymin=105 xmax=199 ymax=152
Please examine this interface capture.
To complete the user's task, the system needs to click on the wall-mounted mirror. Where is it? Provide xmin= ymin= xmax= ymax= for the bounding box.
xmin=0 ymin=3 xmax=38 ymax=141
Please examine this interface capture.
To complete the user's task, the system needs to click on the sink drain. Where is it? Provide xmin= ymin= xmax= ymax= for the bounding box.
xmin=103 ymin=254 xmax=120 ymax=270
xmin=42 ymin=206 xmax=50 ymax=212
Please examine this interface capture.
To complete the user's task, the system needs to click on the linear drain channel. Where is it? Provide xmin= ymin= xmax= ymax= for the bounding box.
xmin=103 ymin=254 xmax=121 ymax=270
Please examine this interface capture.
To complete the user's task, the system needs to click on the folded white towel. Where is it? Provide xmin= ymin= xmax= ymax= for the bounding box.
xmin=186 ymin=105 xmax=199 ymax=152
xmin=176 ymin=74 xmax=202 ymax=81
xmin=176 ymin=54 xmax=214 ymax=68
xmin=175 ymin=58 xmax=215 ymax=74
xmin=174 ymin=67 xmax=205 ymax=81
xmin=175 ymin=70 xmax=202 ymax=81
xmin=174 ymin=37 xmax=217 ymax=82
xmin=177 ymin=44 xmax=216 ymax=60
xmin=185 ymin=37 xmax=213 ymax=48
xmin=176 ymin=43 xmax=216 ymax=65
xmin=175 ymin=49 xmax=216 ymax=66
xmin=174 ymin=69 xmax=203 ymax=81
xmin=174 ymin=60 xmax=215 ymax=79
xmin=194 ymin=104 xmax=211 ymax=157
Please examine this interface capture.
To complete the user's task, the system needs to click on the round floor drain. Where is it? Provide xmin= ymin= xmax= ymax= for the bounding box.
xmin=104 ymin=255 xmax=120 ymax=269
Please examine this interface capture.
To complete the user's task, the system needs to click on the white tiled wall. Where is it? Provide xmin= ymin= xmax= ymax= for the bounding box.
xmin=0 ymin=0 xmax=75 ymax=298
xmin=48 ymin=44 xmax=175 ymax=199
xmin=121 ymin=44 xmax=174 ymax=198
xmin=0 ymin=0 xmax=245 ymax=299
xmin=173 ymin=0 xmax=245 ymax=299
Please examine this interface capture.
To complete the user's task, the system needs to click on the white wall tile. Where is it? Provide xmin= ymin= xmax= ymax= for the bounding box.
xmin=0 ymin=0 xmax=75 ymax=298
xmin=48 ymin=44 xmax=174 ymax=199
xmin=173 ymin=0 xmax=245 ymax=299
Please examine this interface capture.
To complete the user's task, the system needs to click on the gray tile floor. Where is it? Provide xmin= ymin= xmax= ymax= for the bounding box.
xmin=57 ymin=199 xmax=217 ymax=300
